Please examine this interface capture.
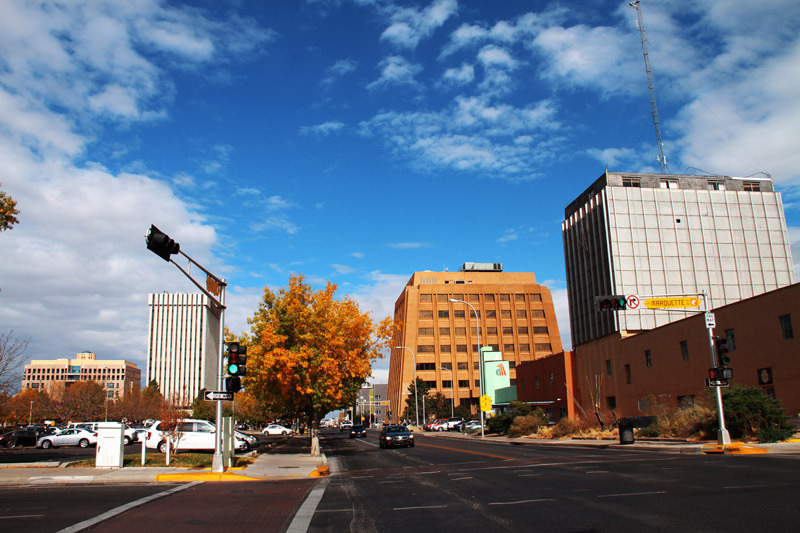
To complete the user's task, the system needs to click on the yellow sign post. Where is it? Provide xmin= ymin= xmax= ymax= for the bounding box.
xmin=480 ymin=395 xmax=492 ymax=412
xmin=644 ymin=297 xmax=701 ymax=309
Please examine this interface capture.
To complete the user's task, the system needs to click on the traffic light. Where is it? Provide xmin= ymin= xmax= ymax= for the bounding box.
xmin=145 ymin=224 xmax=180 ymax=262
xmin=714 ymin=337 xmax=730 ymax=366
xmin=226 ymin=342 xmax=247 ymax=377
xmin=225 ymin=376 xmax=241 ymax=393
xmin=595 ymin=295 xmax=627 ymax=311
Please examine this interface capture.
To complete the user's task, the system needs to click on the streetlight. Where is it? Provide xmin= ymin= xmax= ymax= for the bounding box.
xmin=396 ymin=346 xmax=419 ymax=430
xmin=439 ymin=366 xmax=454 ymax=418
xmin=449 ymin=298 xmax=485 ymax=439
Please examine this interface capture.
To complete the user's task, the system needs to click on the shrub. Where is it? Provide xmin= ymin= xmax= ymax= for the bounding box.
xmin=550 ymin=417 xmax=581 ymax=438
xmin=508 ymin=410 xmax=549 ymax=438
xmin=757 ymin=424 xmax=796 ymax=443
xmin=720 ymin=386 xmax=794 ymax=440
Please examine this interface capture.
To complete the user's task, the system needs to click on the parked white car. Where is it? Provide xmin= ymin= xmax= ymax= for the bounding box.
xmin=67 ymin=422 xmax=139 ymax=445
xmin=146 ymin=419 xmax=248 ymax=453
xmin=262 ymin=424 xmax=293 ymax=436
xmin=37 ymin=428 xmax=97 ymax=449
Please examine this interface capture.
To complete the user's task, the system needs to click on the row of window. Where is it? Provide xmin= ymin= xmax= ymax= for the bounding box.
xmin=606 ymin=315 xmax=794 ymax=381
xmin=421 ymin=379 xmax=519 ymax=389
xmin=417 ymin=361 xmax=519 ymax=371
xmin=519 ymin=373 xmax=557 ymax=391
xmin=419 ymin=293 xmax=543 ymax=303
xmin=25 ymin=367 xmax=126 ymax=375
xmin=416 ymin=343 xmax=552 ymax=354
xmin=420 ymin=309 xmax=544 ymax=319
xmin=418 ymin=326 xmax=548 ymax=336
xmin=621 ymin=177 xmax=762 ymax=192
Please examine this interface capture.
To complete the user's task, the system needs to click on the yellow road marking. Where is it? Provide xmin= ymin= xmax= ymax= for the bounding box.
xmin=416 ymin=442 xmax=514 ymax=460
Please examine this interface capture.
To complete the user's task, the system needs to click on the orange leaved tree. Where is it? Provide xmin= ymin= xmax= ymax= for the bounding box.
xmin=245 ymin=274 xmax=395 ymax=455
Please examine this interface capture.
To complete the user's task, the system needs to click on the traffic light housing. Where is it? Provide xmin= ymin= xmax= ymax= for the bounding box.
xmin=145 ymin=224 xmax=180 ymax=262
xmin=595 ymin=295 xmax=627 ymax=311
xmin=226 ymin=342 xmax=247 ymax=377
xmin=225 ymin=376 xmax=241 ymax=393
xmin=714 ymin=337 xmax=730 ymax=366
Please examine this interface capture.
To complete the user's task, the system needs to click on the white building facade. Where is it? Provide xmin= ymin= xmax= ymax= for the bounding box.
xmin=563 ymin=171 xmax=795 ymax=347
xmin=146 ymin=293 xmax=220 ymax=407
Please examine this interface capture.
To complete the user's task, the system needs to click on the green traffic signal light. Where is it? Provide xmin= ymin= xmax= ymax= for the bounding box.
xmin=226 ymin=342 xmax=247 ymax=377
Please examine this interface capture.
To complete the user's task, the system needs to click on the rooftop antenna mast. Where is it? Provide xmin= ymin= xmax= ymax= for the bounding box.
xmin=630 ymin=0 xmax=668 ymax=174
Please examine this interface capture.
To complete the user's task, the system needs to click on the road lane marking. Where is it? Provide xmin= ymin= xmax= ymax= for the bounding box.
xmin=57 ymin=481 xmax=202 ymax=533
xmin=1 ymin=514 xmax=45 ymax=519
xmin=379 ymin=480 xmax=404 ymax=484
xmin=517 ymin=473 xmax=542 ymax=477
xmin=723 ymin=483 xmax=789 ymax=490
xmin=488 ymin=499 xmax=555 ymax=506
xmin=597 ymin=491 xmax=667 ymax=498
xmin=393 ymin=505 xmax=447 ymax=511
xmin=450 ymin=477 xmax=472 ymax=481
xmin=315 ymin=508 xmax=353 ymax=513
xmin=415 ymin=471 xmax=440 ymax=475
xmin=586 ymin=471 xmax=610 ymax=474
xmin=351 ymin=475 xmax=373 ymax=479
xmin=286 ymin=477 xmax=330 ymax=533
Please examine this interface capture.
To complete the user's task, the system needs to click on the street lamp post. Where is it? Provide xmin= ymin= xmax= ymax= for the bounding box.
xmin=449 ymin=299 xmax=485 ymax=439
xmin=396 ymin=346 xmax=419 ymax=430
xmin=440 ymin=366 xmax=454 ymax=418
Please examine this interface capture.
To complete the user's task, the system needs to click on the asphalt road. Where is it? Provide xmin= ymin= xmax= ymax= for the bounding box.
xmin=311 ymin=429 xmax=800 ymax=532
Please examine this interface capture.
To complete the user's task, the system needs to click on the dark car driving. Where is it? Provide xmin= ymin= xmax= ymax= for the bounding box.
xmin=349 ymin=425 xmax=367 ymax=438
xmin=379 ymin=424 xmax=414 ymax=449
xmin=1 ymin=428 xmax=43 ymax=448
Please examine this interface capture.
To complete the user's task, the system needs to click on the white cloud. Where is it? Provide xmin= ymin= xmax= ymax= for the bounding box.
xmin=331 ymin=264 xmax=355 ymax=274
xmin=299 ymin=121 xmax=346 ymax=136
xmin=380 ymin=0 xmax=458 ymax=49
xmin=250 ymin=215 xmax=299 ymax=235
xmin=440 ymin=63 xmax=474 ymax=87
xmin=387 ymin=242 xmax=431 ymax=249
xmin=367 ymin=55 xmax=423 ymax=91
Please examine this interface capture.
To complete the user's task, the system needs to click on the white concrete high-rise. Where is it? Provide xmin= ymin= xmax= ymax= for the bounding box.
xmin=562 ymin=171 xmax=795 ymax=347
xmin=146 ymin=293 xmax=220 ymax=407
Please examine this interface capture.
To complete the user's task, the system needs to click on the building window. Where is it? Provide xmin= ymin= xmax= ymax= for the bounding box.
xmin=468 ymin=294 xmax=480 ymax=302
xmin=531 ymin=310 xmax=545 ymax=318
xmin=504 ymin=344 xmax=515 ymax=352
xmin=607 ymin=396 xmax=617 ymax=409
xmin=455 ymin=327 xmax=466 ymax=336
xmin=533 ymin=326 xmax=549 ymax=334
xmin=485 ymin=294 xmax=495 ymax=302
xmin=779 ymin=314 xmax=793 ymax=339
xmin=474 ymin=379 xmax=480 ymax=387
xmin=519 ymin=344 xmax=530 ymax=352
xmin=509 ymin=361 xmax=516 ymax=369
xmin=680 ymin=340 xmax=689 ymax=361
xmin=503 ymin=327 xmax=514 ymax=335
xmin=484 ymin=310 xmax=495 ymax=318
xmin=743 ymin=182 xmax=761 ymax=191
xmin=454 ymin=310 xmax=465 ymax=318
xmin=439 ymin=327 xmax=450 ymax=336
xmin=518 ymin=326 xmax=528 ymax=334
xmin=515 ymin=294 xmax=526 ymax=302
xmin=456 ymin=344 xmax=467 ymax=353
xmin=530 ymin=294 xmax=542 ymax=302
xmin=622 ymin=177 xmax=641 ymax=187
xmin=442 ymin=380 xmax=452 ymax=389
xmin=725 ymin=329 xmax=736 ymax=350
xmin=473 ymin=362 xmax=479 ymax=370
xmin=457 ymin=362 xmax=468 ymax=370
xmin=416 ymin=363 xmax=436 ymax=371
xmin=424 ymin=381 xmax=436 ymax=389
xmin=438 ymin=310 xmax=449 ymax=319
xmin=678 ymin=395 xmax=695 ymax=409
xmin=516 ymin=310 xmax=527 ymax=318
xmin=437 ymin=294 xmax=448 ymax=302
xmin=418 ymin=328 xmax=434 ymax=335
xmin=417 ymin=345 xmax=435 ymax=353
xmin=458 ymin=380 xmax=469 ymax=388
xmin=534 ymin=343 xmax=552 ymax=352
xmin=624 ymin=364 xmax=631 ymax=385
xmin=500 ymin=310 xmax=512 ymax=318
xmin=660 ymin=179 xmax=678 ymax=189
xmin=420 ymin=294 xmax=432 ymax=302
xmin=486 ymin=327 xmax=498 ymax=335
xmin=499 ymin=294 xmax=510 ymax=301
xmin=549 ymin=372 xmax=555 ymax=385
xmin=535 ymin=376 xmax=539 ymax=388
xmin=441 ymin=362 xmax=452 ymax=370
xmin=707 ymin=181 xmax=725 ymax=191
xmin=645 ymin=349 xmax=653 ymax=368
xmin=440 ymin=345 xmax=451 ymax=353
xmin=419 ymin=310 xmax=433 ymax=318
xmin=605 ymin=359 xmax=612 ymax=376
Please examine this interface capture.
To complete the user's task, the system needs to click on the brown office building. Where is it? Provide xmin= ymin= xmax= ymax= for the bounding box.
xmin=387 ymin=263 xmax=563 ymax=420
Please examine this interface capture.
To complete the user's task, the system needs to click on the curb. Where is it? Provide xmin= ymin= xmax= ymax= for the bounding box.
xmin=700 ymin=443 xmax=768 ymax=455
xmin=155 ymin=471 xmax=261 ymax=482
xmin=309 ymin=465 xmax=329 ymax=478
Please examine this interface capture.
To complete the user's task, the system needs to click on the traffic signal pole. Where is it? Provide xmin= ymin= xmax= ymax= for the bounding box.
xmin=703 ymin=290 xmax=731 ymax=445
xmin=145 ymin=225 xmax=228 ymax=472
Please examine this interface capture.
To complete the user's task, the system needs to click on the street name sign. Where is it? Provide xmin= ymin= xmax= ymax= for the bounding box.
xmin=644 ymin=297 xmax=701 ymax=309
xmin=204 ymin=390 xmax=234 ymax=401
xmin=705 ymin=378 xmax=729 ymax=388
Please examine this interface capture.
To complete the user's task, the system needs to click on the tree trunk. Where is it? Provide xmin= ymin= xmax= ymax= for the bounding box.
xmin=310 ymin=408 xmax=320 ymax=457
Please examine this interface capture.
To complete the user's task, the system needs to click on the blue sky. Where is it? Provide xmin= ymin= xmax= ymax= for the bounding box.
xmin=1 ymin=0 xmax=798 ymax=387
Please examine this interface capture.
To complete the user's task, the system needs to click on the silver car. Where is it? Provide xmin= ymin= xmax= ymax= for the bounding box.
xmin=37 ymin=428 xmax=97 ymax=449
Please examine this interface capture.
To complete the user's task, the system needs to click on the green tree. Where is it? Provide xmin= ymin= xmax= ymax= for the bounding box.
xmin=0 ymin=184 xmax=19 ymax=232
xmin=487 ymin=401 xmax=534 ymax=435
xmin=721 ymin=386 xmax=795 ymax=441
xmin=403 ymin=378 xmax=431 ymax=424
xmin=245 ymin=274 xmax=395 ymax=455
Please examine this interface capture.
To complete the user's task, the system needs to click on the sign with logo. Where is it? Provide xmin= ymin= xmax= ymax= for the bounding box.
xmin=644 ymin=297 xmax=701 ymax=309
xmin=483 ymin=360 xmax=510 ymax=405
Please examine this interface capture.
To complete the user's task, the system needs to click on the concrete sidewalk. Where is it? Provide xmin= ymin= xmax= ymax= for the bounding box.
xmin=413 ymin=427 xmax=800 ymax=454
xmin=0 ymin=435 xmax=327 ymax=485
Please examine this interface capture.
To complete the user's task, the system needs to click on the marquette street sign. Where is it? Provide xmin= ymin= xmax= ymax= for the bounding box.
xmin=643 ymin=297 xmax=701 ymax=309
xmin=204 ymin=390 xmax=234 ymax=401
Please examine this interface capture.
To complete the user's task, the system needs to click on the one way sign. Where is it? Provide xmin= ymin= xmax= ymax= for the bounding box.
xmin=204 ymin=390 xmax=234 ymax=401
